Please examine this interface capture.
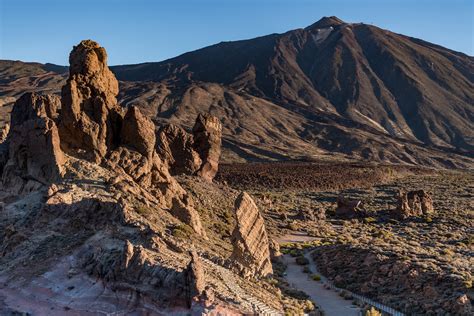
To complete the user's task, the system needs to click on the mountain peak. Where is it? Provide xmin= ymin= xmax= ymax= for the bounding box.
xmin=307 ymin=16 xmax=345 ymax=29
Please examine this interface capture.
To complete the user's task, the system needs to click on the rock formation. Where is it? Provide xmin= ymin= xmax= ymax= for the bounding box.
xmin=121 ymin=106 xmax=155 ymax=158
xmin=185 ymin=250 xmax=205 ymax=307
xmin=156 ymin=114 xmax=222 ymax=182
xmin=1 ymin=92 xmax=65 ymax=193
xmin=395 ymin=190 xmax=434 ymax=219
xmin=335 ymin=195 xmax=366 ymax=218
xmin=10 ymin=93 xmax=60 ymax=126
xmin=230 ymin=192 xmax=273 ymax=278
xmin=59 ymin=40 xmax=122 ymax=162
xmin=156 ymin=124 xmax=202 ymax=175
xmin=192 ymin=113 xmax=222 ymax=182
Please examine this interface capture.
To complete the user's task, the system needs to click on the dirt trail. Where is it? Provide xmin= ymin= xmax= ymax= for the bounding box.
xmin=280 ymin=234 xmax=361 ymax=316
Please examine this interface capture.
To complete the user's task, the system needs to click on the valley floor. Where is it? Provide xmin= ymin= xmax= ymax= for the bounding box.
xmin=216 ymin=162 xmax=473 ymax=315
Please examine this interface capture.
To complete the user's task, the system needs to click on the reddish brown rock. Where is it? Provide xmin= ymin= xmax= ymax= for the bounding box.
xmin=395 ymin=190 xmax=434 ymax=219
xmin=156 ymin=124 xmax=201 ymax=175
xmin=10 ymin=92 xmax=60 ymax=127
xmin=121 ymin=106 xmax=156 ymax=158
xmin=59 ymin=40 xmax=123 ymax=162
xmin=335 ymin=194 xmax=365 ymax=218
xmin=185 ymin=250 xmax=205 ymax=307
xmin=1 ymin=93 xmax=65 ymax=192
xmin=230 ymin=192 xmax=273 ymax=278
xmin=192 ymin=113 xmax=222 ymax=182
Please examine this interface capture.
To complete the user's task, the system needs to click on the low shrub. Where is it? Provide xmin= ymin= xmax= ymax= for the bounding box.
xmin=295 ymin=256 xmax=310 ymax=265
xmin=311 ymin=274 xmax=321 ymax=281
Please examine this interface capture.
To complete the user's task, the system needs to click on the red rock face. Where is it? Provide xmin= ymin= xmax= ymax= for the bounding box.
xmin=59 ymin=40 xmax=123 ymax=162
xmin=1 ymin=92 xmax=65 ymax=193
xmin=230 ymin=192 xmax=273 ymax=278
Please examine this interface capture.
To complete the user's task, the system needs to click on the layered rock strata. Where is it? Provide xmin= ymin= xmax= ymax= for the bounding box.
xmin=230 ymin=192 xmax=273 ymax=278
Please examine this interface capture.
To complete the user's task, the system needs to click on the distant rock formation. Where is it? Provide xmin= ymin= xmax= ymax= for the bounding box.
xmin=156 ymin=113 xmax=222 ymax=182
xmin=59 ymin=40 xmax=123 ymax=162
xmin=230 ymin=192 xmax=273 ymax=278
xmin=192 ymin=113 xmax=222 ymax=182
xmin=335 ymin=194 xmax=366 ymax=218
xmin=395 ymin=190 xmax=434 ymax=219
xmin=1 ymin=92 xmax=65 ymax=193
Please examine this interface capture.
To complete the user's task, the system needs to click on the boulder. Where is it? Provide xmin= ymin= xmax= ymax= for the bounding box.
xmin=395 ymin=190 xmax=434 ymax=219
xmin=156 ymin=124 xmax=201 ymax=175
xmin=59 ymin=40 xmax=123 ymax=162
xmin=335 ymin=194 xmax=365 ymax=218
xmin=230 ymin=192 xmax=273 ymax=278
xmin=192 ymin=113 xmax=222 ymax=182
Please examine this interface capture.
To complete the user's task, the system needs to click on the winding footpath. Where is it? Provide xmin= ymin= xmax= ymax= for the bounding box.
xmin=282 ymin=253 xmax=361 ymax=316
xmin=279 ymin=233 xmax=405 ymax=316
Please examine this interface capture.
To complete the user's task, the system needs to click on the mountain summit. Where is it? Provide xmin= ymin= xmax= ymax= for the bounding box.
xmin=306 ymin=16 xmax=345 ymax=29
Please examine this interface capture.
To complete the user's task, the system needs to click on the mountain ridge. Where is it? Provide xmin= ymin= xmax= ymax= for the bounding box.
xmin=1 ymin=16 xmax=473 ymax=168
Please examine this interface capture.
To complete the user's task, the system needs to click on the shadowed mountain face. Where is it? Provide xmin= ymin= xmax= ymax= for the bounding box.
xmin=1 ymin=17 xmax=473 ymax=167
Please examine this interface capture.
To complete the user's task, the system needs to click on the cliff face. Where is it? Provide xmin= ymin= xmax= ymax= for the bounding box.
xmin=230 ymin=192 xmax=273 ymax=278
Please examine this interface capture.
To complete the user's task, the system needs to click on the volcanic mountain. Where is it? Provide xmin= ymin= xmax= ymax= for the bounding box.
xmin=1 ymin=16 xmax=473 ymax=167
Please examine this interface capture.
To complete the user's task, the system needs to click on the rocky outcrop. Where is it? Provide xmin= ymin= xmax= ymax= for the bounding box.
xmin=335 ymin=195 xmax=366 ymax=218
xmin=395 ymin=190 xmax=434 ymax=219
xmin=192 ymin=113 xmax=222 ymax=182
xmin=156 ymin=124 xmax=201 ymax=175
xmin=184 ymin=250 xmax=205 ymax=307
xmin=121 ymin=106 xmax=155 ymax=158
xmin=1 ymin=93 xmax=65 ymax=193
xmin=156 ymin=114 xmax=222 ymax=181
xmin=230 ymin=192 xmax=273 ymax=278
xmin=59 ymin=40 xmax=123 ymax=162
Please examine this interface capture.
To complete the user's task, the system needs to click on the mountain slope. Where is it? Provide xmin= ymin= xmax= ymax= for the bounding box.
xmin=1 ymin=17 xmax=473 ymax=167
xmin=113 ymin=16 xmax=474 ymax=153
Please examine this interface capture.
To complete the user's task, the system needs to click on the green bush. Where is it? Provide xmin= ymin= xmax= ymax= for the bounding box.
xmin=311 ymin=274 xmax=321 ymax=281
xmin=172 ymin=224 xmax=194 ymax=239
xmin=364 ymin=217 xmax=377 ymax=224
xmin=295 ymin=256 xmax=309 ymax=265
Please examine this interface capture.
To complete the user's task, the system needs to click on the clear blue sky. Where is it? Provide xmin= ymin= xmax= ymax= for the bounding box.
xmin=1 ymin=0 xmax=472 ymax=65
